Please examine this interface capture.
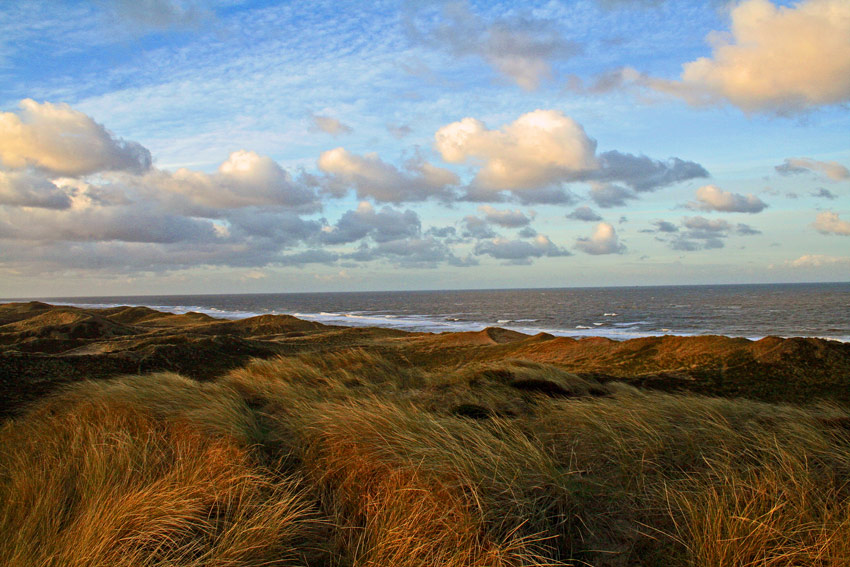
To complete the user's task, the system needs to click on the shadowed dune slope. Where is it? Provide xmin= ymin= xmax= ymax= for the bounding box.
xmin=1 ymin=302 xmax=849 ymax=419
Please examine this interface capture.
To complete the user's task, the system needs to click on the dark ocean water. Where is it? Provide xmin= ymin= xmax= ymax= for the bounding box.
xmin=14 ymin=282 xmax=850 ymax=341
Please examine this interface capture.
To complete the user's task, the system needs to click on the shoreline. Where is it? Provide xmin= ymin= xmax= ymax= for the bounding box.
xmin=23 ymin=298 xmax=850 ymax=344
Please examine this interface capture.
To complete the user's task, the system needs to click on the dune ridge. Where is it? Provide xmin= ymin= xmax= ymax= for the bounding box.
xmin=2 ymin=301 xmax=849 ymax=419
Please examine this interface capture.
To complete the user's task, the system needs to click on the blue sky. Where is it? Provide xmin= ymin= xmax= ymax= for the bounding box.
xmin=0 ymin=0 xmax=848 ymax=296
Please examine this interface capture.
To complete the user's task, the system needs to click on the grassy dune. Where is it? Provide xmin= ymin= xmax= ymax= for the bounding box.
xmin=3 ymin=348 xmax=850 ymax=566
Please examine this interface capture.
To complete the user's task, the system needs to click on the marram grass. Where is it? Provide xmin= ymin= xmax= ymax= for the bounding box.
xmin=3 ymin=353 xmax=850 ymax=566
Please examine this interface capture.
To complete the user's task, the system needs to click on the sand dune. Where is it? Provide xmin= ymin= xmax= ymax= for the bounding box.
xmin=1 ymin=301 xmax=849 ymax=418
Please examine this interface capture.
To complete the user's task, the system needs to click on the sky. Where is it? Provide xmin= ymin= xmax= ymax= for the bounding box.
xmin=0 ymin=0 xmax=848 ymax=297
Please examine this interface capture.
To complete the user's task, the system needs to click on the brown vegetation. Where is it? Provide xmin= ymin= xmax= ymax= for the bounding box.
xmin=2 ymin=303 xmax=850 ymax=565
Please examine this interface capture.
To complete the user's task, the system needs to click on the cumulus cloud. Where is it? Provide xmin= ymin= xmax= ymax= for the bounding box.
xmin=475 ymin=234 xmax=570 ymax=264
xmin=735 ymin=223 xmax=761 ymax=236
xmin=592 ymin=151 xmax=708 ymax=192
xmin=574 ymin=222 xmax=624 ymax=255
xmin=589 ymin=183 xmax=635 ymax=208
xmin=347 ymin=237 xmax=466 ymax=268
xmin=478 ymin=205 xmax=532 ymax=227
xmin=461 ymin=215 xmax=497 ymax=239
xmin=407 ymin=2 xmax=580 ymax=90
xmin=424 ymin=226 xmax=457 ymax=239
xmin=311 ymin=114 xmax=352 ymax=136
xmin=225 ymin=210 xmax=322 ymax=244
xmin=0 ymin=170 xmax=71 ymax=209
xmin=434 ymin=110 xmax=707 ymax=202
xmin=142 ymin=150 xmax=319 ymax=213
xmin=682 ymin=216 xmax=731 ymax=234
xmin=567 ymin=206 xmax=602 ymax=222
xmin=320 ymin=202 xmax=421 ymax=244
xmin=0 ymin=101 xmax=495 ymax=276
xmin=435 ymin=110 xmax=597 ymax=192
xmin=647 ymin=0 xmax=850 ymax=114
xmin=667 ymin=216 xmax=761 ymax=250
xmin=687 ymin=184 xmax=767 ymax=213
xmin=652 ymin=220 xmax=679 ymax=233
xmin=0 ymin=99 xmax=152 ymax=176
xmin=318 ymin=147 xmax=457 ymax=202
xmin=813 ymin=211 xmax=850 ymax=236
xmin=776 ymin=158 xmax=850 ymax=181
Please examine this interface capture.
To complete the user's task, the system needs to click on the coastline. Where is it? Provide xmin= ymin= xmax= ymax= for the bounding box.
xmin=13 ymin=281 xmax=850 ymax=343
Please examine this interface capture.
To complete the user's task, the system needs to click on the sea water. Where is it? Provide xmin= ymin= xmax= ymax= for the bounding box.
xmin=15 ymin=282 xmax=850 ymax=342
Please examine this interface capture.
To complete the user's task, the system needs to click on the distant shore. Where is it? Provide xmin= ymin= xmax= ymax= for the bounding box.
xmin=7 ymin=282 xmax=850 ymax=342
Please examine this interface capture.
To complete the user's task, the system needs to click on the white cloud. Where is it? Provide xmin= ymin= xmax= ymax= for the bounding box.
xmin=0 ymin=99 xmax=151 ymax=176
xmin=318 ymin=147 xmax=457 ymax=202
xmin=776 ymin=158 xmax=850 ymax=181
xmin=311 ymin=114 xmax=352 ymax=136
xmin=688 ymin=184 xmax=767 ymax=213
xmin=649 ymin=0 xmax=850 ymax=114
xmin=574 ymin=222 xmax=624 ymax=255
xmin=435 ymin=110 xmax=597 ymax=192
xmin=434 ymin=110 xmax=707 ymax=202
xmin=152 ymin=150 xmax=318 ymax=212
xmin=813 ymin=211 xmax=850 ymax=236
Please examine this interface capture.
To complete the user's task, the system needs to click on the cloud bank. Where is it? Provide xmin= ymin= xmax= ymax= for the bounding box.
xmin=435 ymin=110 xmax=707 ymax=203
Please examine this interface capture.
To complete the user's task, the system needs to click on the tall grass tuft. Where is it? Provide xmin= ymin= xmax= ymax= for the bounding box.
xmin=0 ymin=373 xmax=318 ymax=567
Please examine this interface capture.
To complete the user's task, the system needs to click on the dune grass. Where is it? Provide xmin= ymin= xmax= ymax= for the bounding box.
xmin=3 ymin=351 xmax=850 ymax=566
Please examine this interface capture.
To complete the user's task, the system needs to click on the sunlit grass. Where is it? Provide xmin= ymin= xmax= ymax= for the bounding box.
xmin=3 ymin=353 xmax=850 ymax=565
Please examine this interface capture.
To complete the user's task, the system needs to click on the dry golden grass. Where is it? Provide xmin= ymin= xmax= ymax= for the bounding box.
xmin=0 ymin=373 xmax=319 ymax=567
xmin=3 ymin=351 xmax=850 ymax=566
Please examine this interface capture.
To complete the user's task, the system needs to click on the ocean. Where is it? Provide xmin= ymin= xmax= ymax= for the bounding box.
xmin=11 ymin=282 xmax=848 ymax=342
